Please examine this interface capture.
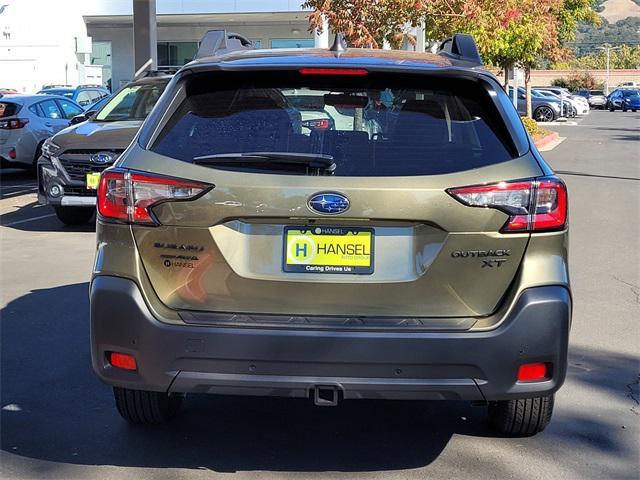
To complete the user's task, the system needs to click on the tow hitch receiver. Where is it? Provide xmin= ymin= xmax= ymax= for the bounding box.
xmin=314 ymin=386 xmax=339 ymax=406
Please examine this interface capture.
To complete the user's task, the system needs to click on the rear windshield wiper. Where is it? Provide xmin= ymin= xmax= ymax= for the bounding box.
xmin=193 ymin=152 xmax=336 ymax=173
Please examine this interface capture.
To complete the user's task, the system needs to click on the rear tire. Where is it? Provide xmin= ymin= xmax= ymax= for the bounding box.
xmin=488 ymin=394 xmax=554 ymax=436
xmin=54 ymin=206 xmax=94 ymax=225
xmin=113 ymin=387 xmax=183 ymax=424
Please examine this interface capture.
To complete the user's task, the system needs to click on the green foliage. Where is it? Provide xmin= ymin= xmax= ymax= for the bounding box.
xmin=556 ymin=45 xmax=640 ymax=69
xmin=570 ymin=17 xmax=640 ymax=57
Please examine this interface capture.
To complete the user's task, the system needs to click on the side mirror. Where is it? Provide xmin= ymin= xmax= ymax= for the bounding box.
xmin=69 ymin=113 xmax=88 ymax=125
xmin=519 ymin=94 xmax=526 ymax=100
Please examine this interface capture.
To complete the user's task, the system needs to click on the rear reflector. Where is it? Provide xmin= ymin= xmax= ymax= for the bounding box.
xmin=299 ymin=68 xmax=368 ymax=76
xmin=109 ymin=352 xmax=137 ymax=371
xmin=517 ymin=363 xmax=549 ymax=381
xmin=8 ymin=148 xmax=16 ymax=159
xmin=447 ymin=176 xmax=567 ymax=233
xmin=98 ymin=169 xmax=211 ymax=225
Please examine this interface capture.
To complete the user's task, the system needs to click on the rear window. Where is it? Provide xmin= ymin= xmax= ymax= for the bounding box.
xmin=151 ymin=71 xmax=519 ymax=176
xmin=0 ymin=102 xmax=20 ymax=118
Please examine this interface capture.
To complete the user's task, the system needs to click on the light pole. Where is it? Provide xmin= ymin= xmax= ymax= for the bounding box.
xmin=597 ymin=45 xmax=622 ymax=94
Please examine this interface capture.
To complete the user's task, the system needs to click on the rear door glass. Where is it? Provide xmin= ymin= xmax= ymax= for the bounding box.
xmin=37 ymin=100 xmax=63 ymax=119
xmin=152 ymin=71 xmax=519 ymax=176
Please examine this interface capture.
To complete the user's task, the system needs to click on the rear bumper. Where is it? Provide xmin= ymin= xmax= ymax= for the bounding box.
xmin=90 ymin=276 xmax=571 ymax=402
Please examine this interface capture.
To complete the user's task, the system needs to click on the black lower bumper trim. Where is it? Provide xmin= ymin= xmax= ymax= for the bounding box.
xmin=90 ymin=276 xmax=570 ymax=401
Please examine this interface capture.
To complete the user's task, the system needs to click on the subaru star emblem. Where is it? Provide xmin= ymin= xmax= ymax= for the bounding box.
xmin=308 ymin=192 xmax=350 ymax=215
xmin=90 ymin=151 xmax=115 ymax=164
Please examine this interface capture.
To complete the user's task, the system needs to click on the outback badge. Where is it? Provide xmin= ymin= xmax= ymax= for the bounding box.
xmin=308 ymin=192 xmax=350 ymax=215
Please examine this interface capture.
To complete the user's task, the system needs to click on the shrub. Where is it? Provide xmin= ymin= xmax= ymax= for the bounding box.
xmin=521 ymin=116 xmax=539 ymax=136
xmin=551 ymin=72 xmax=604 ymax=92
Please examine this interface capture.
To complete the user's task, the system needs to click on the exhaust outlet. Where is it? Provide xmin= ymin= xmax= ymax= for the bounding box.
xmin=314 ymin=385 xmax=339 ymax=406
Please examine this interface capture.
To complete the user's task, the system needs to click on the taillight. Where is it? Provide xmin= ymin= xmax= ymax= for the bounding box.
xmin=0 ymin=118 xmax=29 ymax=129
xmin=447 ymin=176 xmax=567 ymax=233
xmin=97 ymin=169 xmax=211 ymax=225
xmin=302 ymin=118 xmax=331 ymax=130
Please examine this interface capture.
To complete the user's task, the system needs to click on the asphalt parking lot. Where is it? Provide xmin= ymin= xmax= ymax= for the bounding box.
xmin=0 ymin=110 xmax=638 ymax=480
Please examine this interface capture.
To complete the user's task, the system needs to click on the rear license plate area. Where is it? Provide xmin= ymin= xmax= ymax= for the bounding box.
xmin=283 ymin=226 xmax=374 ymax=274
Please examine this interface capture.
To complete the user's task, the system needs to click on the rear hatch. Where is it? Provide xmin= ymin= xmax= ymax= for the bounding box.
xmin=120 ymin=69 xmax=541 ymax=319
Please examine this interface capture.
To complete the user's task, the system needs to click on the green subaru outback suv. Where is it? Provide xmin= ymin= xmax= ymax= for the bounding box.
xmin=91 ymin=31 xmax=570 ymax=436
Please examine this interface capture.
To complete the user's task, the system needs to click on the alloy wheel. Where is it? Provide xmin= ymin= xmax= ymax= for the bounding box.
xmin=534 ymin=106 xmax=555 ymax=122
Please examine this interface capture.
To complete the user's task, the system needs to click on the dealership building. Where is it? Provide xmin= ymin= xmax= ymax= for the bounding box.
xmin=0 ymin=0 xmax=329 ymax=93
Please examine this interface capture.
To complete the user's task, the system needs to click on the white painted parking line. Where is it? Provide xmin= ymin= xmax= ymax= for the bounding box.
xmin=544 ymin=121 xmax=578 ymax=126
xmin=1 ymin=188 xmax=37 ymax=196
xmin=1 ymin=213 xmax=56 ymax=227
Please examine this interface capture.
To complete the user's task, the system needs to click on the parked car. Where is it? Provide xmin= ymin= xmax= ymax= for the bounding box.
xmin=535 ymin=87 xmax=588 ymax=116
xmin=90 ymin=31 xmax=570 ymax=436
xmin=576 ymin=89 xmax=607 ymax=109
xmin=0 ymin=95 xmax=84 ymax=169
xmin=37 ymin=76 xmax=170 ymax=225
xmin=38 ymin=85 xmax=110 ymax=110
xmin=508 ymin=87 xmax=562 ymax=122
xmin=606 ymin=89 xmax=640 ymax=112
xmin=0 ymin=88 xmax=18 ymax=95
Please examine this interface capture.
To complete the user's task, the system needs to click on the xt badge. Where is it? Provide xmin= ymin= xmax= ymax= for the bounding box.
xmin=482 ymin=259 xmax=507 ymax=268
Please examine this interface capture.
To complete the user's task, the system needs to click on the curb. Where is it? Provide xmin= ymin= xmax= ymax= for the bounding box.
xmin=534 ymin=131 xmax=559 ymax=149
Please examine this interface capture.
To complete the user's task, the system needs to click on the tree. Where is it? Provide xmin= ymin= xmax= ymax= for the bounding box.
xmin=554 ymin=45 xmax=640 ymax=69
xmin=424 ymin=0 xmax=566 ymax=117
xmin=303 ymin=0 xmax=462 ymax=48
xmin=304 ymin=0 xmax=600 ymax=117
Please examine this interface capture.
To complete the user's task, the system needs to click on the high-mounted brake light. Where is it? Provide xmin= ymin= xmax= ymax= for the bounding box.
xmin=97 ymin=169 xmax=210 ymax=225
xmin=447 ymin=176 xmax=567 ymax=233
xmin=299 ymin=68 xmax=368 ymax=76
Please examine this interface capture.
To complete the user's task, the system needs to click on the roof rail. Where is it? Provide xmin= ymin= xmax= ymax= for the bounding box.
xmin=437 ymin=33 xmax=482 ymax=66
xmin=194 ymin=30 xmax=253 ymax=60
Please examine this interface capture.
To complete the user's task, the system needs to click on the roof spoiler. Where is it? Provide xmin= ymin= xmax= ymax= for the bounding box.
xmin=194 ymin=30 xmax=254 ymax=59
xmin=437 ymin=33 xmax=482 ymax=66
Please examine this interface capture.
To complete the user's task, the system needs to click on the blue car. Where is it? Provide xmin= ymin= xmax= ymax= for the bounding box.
xmin=607 ymin=89 xmax=640 ymax=112
xmin=37 ymin=85 xmax=110 ymax=110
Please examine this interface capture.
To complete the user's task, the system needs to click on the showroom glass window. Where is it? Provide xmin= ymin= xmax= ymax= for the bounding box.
xmin=157 ymin=42 xmax=198 ymax=67
xmin=270 ymin=39 xmax=314 ymax=48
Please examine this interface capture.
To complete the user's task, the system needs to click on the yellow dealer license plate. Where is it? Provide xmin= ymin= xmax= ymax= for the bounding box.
xmin=283 ymin=226 xmax=374 ymax=274
xmin=86 ymin=172 xmax=101 ymax=190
